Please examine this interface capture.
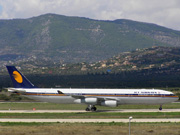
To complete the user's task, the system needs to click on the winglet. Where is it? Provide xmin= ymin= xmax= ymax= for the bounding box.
xmin=6 ymin=66 xmax=37 ymax=88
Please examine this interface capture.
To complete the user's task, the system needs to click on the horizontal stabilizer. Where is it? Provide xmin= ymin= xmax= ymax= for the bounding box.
xmin=8 ymin=88 xmax=26 ymax=93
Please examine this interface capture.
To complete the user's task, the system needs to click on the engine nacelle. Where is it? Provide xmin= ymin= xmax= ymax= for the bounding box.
xmin=101 ymin=100 xmax=117 ymax=107
xmin=74 ymin=98 xmax=97 ymax=104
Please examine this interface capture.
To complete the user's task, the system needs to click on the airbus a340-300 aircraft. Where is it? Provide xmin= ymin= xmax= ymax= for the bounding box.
xmin=6 ymin=66 xmax=178 ymax=111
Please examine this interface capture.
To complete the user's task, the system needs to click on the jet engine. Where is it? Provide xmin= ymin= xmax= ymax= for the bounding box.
xmin=74 ymin=98 xmax=97 ymax=104
xmin=101 ymin=100 xmax=117 ymax=107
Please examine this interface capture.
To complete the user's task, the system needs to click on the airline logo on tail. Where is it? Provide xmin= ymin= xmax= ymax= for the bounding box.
xmin=6 ymin=66 xmax=37 ymax=88
xmin=12 ymin=71 xmax=23 ymax=83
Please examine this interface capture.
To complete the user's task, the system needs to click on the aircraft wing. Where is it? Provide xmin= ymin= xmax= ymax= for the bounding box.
xmin=65 ymin=93 xmax=118 ymax=102
xmin=68 ymin=94 xmax=118 ymax=108
xmin=59 ymin=90 xmax=118 ymax=108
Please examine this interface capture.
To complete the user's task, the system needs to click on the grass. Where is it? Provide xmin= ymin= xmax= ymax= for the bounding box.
xmin=0 ymin=102 xmax=179 ymax=134
xmin=0 ymin=112 xmax=179 ymax=119
xmin=0 ymin=122 xmax=180 ymax=135
xmin=0 ymin=102 xmax=179 ymax=110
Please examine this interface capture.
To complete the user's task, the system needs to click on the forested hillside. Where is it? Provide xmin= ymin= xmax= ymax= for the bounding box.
xmin=1 ymin=13 xmax=180 ymax=66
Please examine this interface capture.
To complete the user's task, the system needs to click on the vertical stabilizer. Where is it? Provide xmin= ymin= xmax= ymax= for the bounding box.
xmin=6 ymin=66 xmax=37 ymax=88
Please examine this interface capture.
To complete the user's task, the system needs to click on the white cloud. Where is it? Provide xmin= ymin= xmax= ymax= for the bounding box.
xmin=0 ymin=0 xmax=180 ymax=30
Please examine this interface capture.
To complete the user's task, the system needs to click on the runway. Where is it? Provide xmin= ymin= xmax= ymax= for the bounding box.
xmin=0 ymin=109 xmax=179 ymax=123
xmin=0 ymin=109 xmax=180 ymax=113
xmin=0 ymin=118 xmax=180 ymax=123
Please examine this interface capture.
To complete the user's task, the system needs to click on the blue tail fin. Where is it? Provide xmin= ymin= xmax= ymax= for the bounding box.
xmin=6 ymin=66 xmax=37 ymax=88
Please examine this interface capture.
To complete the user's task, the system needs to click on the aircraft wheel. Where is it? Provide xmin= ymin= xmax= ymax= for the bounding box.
xmin=86 ymin=108 xmax=90 ymax=111
xmin=91 ymin=107 xmax=97 ymax=112
xmin=159 ymin=105 xmax=162 ymax=110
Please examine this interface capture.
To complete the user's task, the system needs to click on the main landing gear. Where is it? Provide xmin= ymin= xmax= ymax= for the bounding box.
xmin=159 ymin=105 xmax=162 ymax=110
xmin=85 ymin=105 xmax=97 ymax=111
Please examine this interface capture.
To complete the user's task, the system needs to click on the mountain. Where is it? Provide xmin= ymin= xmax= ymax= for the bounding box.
xmin=1 ymin=46 xmax=180 ymax=75
xmin=88 ymin=46 xmax=180 ymax=74
xmin=1 ymin=46 xmax=180 ymax=88
xmin=49 ymin=46 xmax=180 ymax=75
xmin=1 ymin=13 xmax=180 ymax=65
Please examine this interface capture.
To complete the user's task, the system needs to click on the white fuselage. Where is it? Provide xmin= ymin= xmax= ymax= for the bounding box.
xmin=13 ymin=88 xmax=178 ymax=106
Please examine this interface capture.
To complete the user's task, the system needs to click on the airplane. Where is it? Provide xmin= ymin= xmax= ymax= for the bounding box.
xmin=6 ymin=66 xmax=178 ymax=111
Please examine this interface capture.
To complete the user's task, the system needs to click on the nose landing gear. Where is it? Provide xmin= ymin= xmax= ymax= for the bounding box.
xmin=159 ymin=105 xmax=162 ymax=110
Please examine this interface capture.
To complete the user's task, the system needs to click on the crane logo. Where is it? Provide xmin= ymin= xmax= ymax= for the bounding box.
xmin=13 ymin=71 xmax=23 ymax=83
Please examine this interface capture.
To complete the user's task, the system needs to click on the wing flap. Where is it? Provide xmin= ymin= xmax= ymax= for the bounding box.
xmin=69 ymin=94 xmax=118 ymax=101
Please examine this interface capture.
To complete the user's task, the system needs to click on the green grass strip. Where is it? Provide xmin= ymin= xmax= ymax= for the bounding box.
xmin=0 ymin=112 xmax=179 ymax=119
xmin=0 ymin=122 xmax=180 ymax=126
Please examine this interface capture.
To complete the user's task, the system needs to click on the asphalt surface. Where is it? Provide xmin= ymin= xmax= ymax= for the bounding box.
xmin=0 ymin=118 xmax=180 ymax=123
xmin=0 ymin=109 xmax=180 ymax=113
xmin=0 ymin=109 xmax=179 ymax=123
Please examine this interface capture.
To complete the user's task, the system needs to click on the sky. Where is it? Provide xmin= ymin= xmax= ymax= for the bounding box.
xmin=0 ymin=0 xmax=180 ymax=30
